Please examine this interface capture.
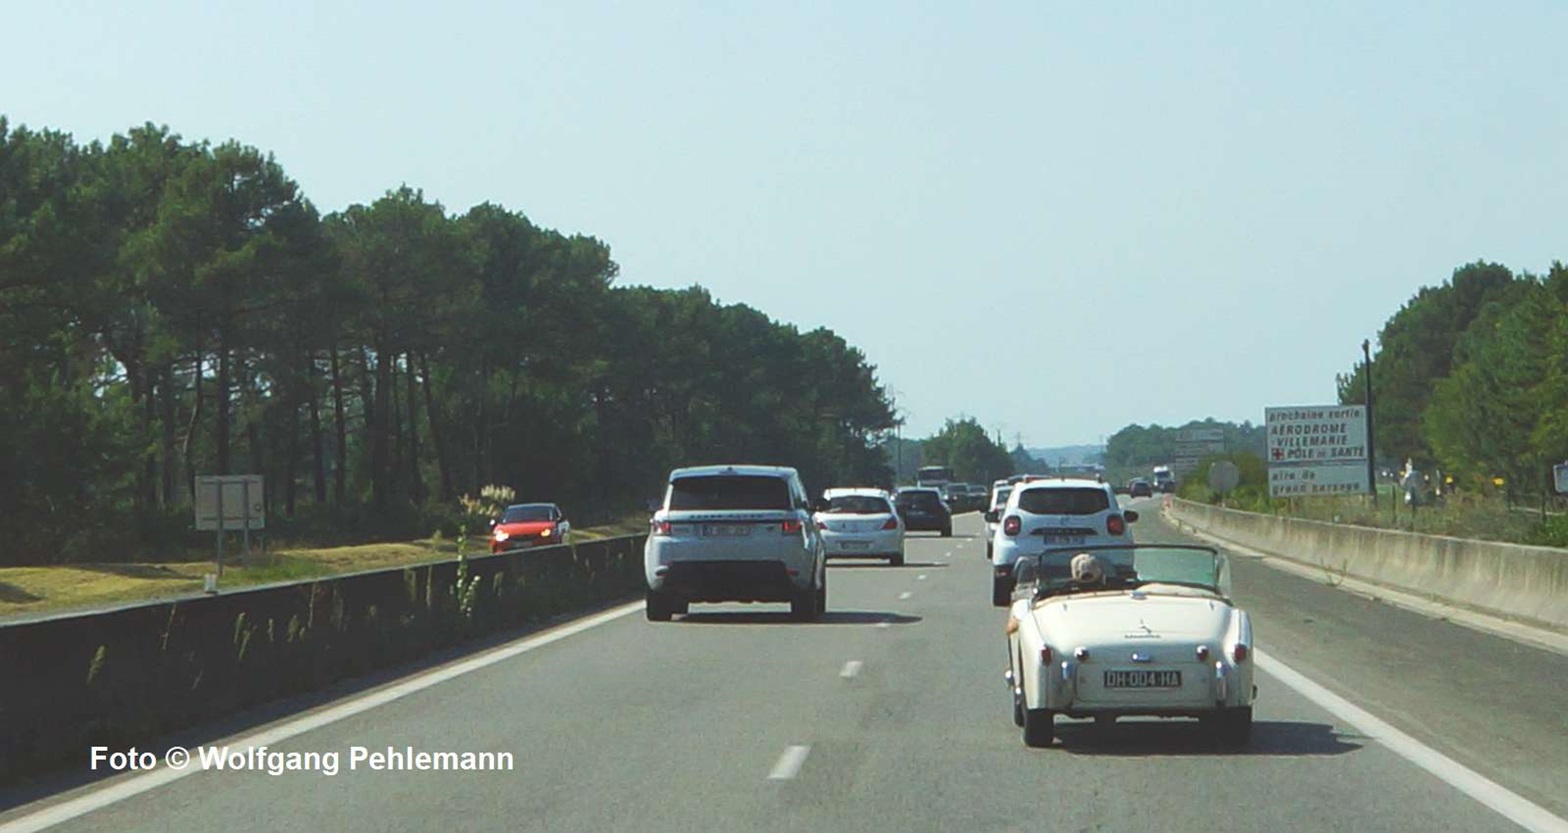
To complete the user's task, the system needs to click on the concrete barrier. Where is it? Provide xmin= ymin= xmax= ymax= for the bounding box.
xmin=1167 ymin=498 xmax=1568 ymax=632
xmin=0 ymin=535 xmax=647 ymax=782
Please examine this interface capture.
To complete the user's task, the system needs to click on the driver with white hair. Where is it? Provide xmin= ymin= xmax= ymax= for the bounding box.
xmin=1069 ymin=552 xmax=1107 ymax=587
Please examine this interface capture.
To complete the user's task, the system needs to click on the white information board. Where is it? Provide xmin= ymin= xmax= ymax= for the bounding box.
xmin=1265 ymin=406 xmax=1370 ymax=497
xmin=195 ymin=475 xmax=266 ymax=530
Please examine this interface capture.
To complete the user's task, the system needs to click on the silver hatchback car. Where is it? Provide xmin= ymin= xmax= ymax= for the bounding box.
xmin=644 ymin=464 xmax=827 ymax=621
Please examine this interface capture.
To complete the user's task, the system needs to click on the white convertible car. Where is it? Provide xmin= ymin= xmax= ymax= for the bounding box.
xmin=1003 ymin=544 xmax=1255 ymax=748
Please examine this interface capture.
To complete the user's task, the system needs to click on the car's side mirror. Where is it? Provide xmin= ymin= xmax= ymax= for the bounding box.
xmin=1125 ymin=510 xmax=1139 ymax=523
xmin=984 ymin=510 xmax=999 ymax=523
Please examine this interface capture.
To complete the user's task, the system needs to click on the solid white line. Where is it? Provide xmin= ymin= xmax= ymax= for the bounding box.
xmin=839 ymin=660 xmax=863 ymax=679
xmin=767 ymin=745 xmax=811 ymax=781
xmin=898 ymin=591 xmax=913 ymax=600
xmin=1258 ymin=650 xmax=1568 ymax=833
xmin=0 ymin=601 xmax=646 ymax=833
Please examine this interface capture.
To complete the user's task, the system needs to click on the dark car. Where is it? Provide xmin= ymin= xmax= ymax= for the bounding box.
xmin=895 ymin=487 xmax=952 ymax=536
xmin=1128 ymin=479 xmax=1153 ymax=498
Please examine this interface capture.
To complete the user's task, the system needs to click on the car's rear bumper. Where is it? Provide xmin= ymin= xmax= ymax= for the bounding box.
xmin=822 ymin=529 xmax=902 ymax=557
xmin=900 ymin=515 xmax=950 ymax=531
xmin=648 ymin=560 xmax=805 ymax=602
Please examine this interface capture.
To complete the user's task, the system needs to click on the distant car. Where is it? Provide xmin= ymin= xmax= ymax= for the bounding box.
xmin=943 ymin=483 xmax=973 ymax=512
xmin=1004 ymin=544 xmax=1255 ymax=748
xmin=643 ymin=464 xmax=827 ymax=622
xmin=491 ymin=503 xmax=570 ymax=553
xmin=895 ymin=487 xmax=953 ymax=537
xmin=985 ymin=481 xmax=1014 ymax=558
xmin=1129 ymin=479 xmax=1153 ymax=498
xmin=985 ymin=477 xmax=1137 ymax=607
xmin=815 ymin=488 xmax=905 ymax=566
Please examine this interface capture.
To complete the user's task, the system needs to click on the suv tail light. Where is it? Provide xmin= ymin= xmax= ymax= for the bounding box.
xmin=1106 ymin=514 xmax=1126 ymax=536
xmin=881 ymin=517 xmax=898 ymax=530
xmin=1003 ymin=515 xmax=1021 ymax=536
xmin=1232 ymin=644 xmax=1249 ymax=663
xmin=1040 ymin=645 xmax=1053 ymax=665
xmin=652 ymin=520 xmax=672 ymax=536
xmin=781 ymin=519 xmax=803 ymax=535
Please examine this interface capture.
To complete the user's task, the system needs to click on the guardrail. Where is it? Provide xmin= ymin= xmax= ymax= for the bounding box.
xmin=0 ymin=535 xmax=647 ymax=782
xmin=1166 ymin=498 xmax=1567 ymax=632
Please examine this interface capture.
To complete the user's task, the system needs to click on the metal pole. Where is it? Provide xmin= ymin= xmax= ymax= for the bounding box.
xmin=216 ymin=481 xmax=225 ymax=580
xmin=1363 ymin=339 xmax=1377 ymax=509
xmin=241 ymin=479 xmax=252 ymax=565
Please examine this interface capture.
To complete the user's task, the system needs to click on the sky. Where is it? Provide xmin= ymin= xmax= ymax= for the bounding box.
xmin=8 ymin=1 xmax=1566 ymax=446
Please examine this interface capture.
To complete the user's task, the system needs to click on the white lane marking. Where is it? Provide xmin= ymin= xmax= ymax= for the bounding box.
xmin=944 ymin=551 xmax=953 ymax=558
xmin=0 ymin=601 xmax=646 ymax=833
xmin=1259 ymin=651 xmax=1568 ymax=833
xmin=839 ymin=660 xmax=863 ymax=679
xmin=767 ymin=745 xmax=811 ymax=781
xmin=898 ymin=591 xmax=913 ymax=600
xmin=917 ymin=574 xmax=928 ymax=581
xmin=875 ymin=622 xmax=891 ymax=629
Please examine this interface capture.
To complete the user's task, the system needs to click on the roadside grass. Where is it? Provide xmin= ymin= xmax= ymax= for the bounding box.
xmin=0 ymin=514 xmax=651 ymax=620
xmin=1213 ymin=488 xmax=1564 ymax=547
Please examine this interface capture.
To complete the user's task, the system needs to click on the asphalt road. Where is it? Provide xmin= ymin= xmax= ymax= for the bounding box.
xmin=3 ymin=501 xmax=1565 ymax=833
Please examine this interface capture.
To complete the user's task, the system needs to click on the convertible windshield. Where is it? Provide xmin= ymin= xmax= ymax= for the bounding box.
xmin=1017 ymin=545 xmax=1230 ymax=599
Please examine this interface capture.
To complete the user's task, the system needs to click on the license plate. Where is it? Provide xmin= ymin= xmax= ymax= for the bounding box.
xmin=1104 ymin=670 xmax=1181 ymax=689
xmin=1041 ymin=535 xmax=1086 ymax=545
xmin=838 ymin=541 xmax=871 ymax=551
xmin=701 ymin=524 xmax=753 ymax=537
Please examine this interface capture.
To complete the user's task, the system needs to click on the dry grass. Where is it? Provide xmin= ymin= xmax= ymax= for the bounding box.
xmin=0 ymin=515 xmax=649 ymax=620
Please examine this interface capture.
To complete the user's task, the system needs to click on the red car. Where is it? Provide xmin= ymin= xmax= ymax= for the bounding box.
xmin=490 ymin=503 xmax=571 ymax=553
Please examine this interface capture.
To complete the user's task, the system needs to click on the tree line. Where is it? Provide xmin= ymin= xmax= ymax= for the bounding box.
xmin=0 ymin=118 xmax=896 ymax=565
xmin=1336 ymin=260 xmax=1568 ymax=498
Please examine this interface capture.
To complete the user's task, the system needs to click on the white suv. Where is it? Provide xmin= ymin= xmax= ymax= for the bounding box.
xmin=985 ymin=478 xmax=1138 ymax=606
xmin=644 ymin=465 xmax=827 ymax=621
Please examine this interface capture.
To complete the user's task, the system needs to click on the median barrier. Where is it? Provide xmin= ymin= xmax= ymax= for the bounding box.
xmin=0 ymin=535 xmax=647 ymax=782
xmin=1166 ymin=498 xmax=1568 ymax=631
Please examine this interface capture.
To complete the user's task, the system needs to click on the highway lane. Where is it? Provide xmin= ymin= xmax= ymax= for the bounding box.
xmin=2 ymin=510 xmax=1563 ymax=833
xmin=1129 ymin=496 xmax=1568 ymax=817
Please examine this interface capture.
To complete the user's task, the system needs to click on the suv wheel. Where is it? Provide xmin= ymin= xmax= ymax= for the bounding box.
xmin=792 ymin=579 xmax=821 ymax=621
xmin=991 ymin=574 xmax=1013 ymax=607
xmin=889 ymin=550 xmax=905 ymax=567
xmin=941 ymin=524 xmax=952 ymax=537
xmin=645 ymin=590 xmax=674 ymax=622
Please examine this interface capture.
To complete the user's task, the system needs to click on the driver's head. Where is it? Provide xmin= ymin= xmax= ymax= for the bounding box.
xmin=1070 ymin=552 xmax=1106 ymax=585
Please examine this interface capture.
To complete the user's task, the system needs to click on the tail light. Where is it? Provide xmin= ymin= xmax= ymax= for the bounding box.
xmin=1232 ymin=644 xmax=1249 ymax=663
xmin=781 ymin=519 xmax=803 ymax=535
xmin=1195 ymin=645 xmax=1211 ymax=662
xmin=1039 ymin=646 xmax=1053 ymax=665
xmin=1073 ymin=647 xmax=1090 ymax=661
xmin=816 ymin=520 xmax=828 ymax=530
xmin=881 ymin=517 xmax=898 ymax=530
xmin=1107 ymin=514 xmax=1126 ymax=536
xmin=1003 ymin=516 xmax=1021 ymax=536
xmin=652 ymin=520 xmax=672 ymax=536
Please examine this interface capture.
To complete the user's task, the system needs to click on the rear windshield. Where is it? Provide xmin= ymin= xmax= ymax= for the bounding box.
xmin=826 ymin=496 xmax=892 ymax=514
xmin=991 ymin=487 xmax=1013 ymax=507
xmin=896 ymin=491 xmax=945 ymax=509
xmin=1016 ymin=487 xmax=1110 ymax=515
xmin=668 ymin=475 xmax=791 ymax=510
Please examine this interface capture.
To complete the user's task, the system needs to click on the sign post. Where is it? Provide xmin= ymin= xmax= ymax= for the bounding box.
xmin=1265 ymin=405 xmax=1370 ymax=499
xmin=195 ymin=475 xmax=266 ymax=587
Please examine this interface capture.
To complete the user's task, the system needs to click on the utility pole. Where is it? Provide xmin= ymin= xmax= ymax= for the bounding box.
xmin=1363 ymin=339 xmax=1377 ymax=508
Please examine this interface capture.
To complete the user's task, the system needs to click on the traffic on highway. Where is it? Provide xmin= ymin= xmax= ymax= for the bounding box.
xmin=3 ymin=483 xmax=1563 ymax=833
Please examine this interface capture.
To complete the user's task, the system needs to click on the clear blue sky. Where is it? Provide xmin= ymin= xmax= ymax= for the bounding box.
xmin=9 ymin=1 xmax=1566 ymax=445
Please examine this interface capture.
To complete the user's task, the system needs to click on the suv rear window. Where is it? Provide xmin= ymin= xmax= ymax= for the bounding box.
xmin=1016 ymin=487 xmax=1110 ymax=515
xmin=668 ymin=475 xmax=791 ymax=510
xmin=826 ymin=496 xmax=891 ymax=514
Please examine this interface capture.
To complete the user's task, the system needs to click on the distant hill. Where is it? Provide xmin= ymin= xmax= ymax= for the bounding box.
xmin=1025 ymin=445 xmax=1104 ymax=469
